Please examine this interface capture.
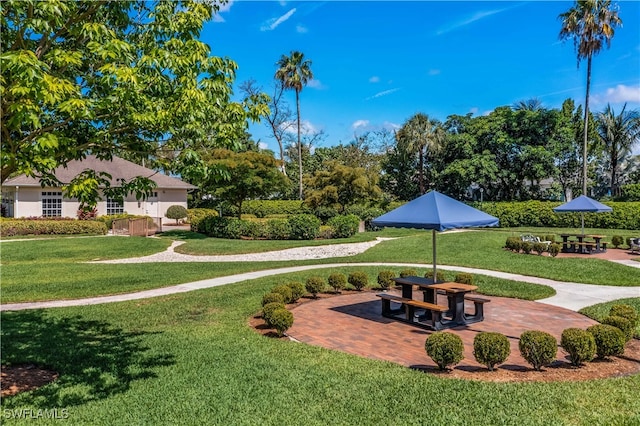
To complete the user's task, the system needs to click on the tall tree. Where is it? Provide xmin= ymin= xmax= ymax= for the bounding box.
xmin=1 ymin=0 xmax=265 ymax=206
xmin=513 ymin=98 xmax=544 ymax=112
xmin=559 ymin=0 xmax=622 ymax=196
xmin=395 ymin=113 xmax=444 ymax=194
xmin=596 ymin=103 xmax=640 ymax=196
xmin=275 ymin=51 xmax=314 ymax=200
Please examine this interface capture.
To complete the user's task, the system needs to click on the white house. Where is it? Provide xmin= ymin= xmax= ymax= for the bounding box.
xmin=1 ymin=155 xmax=196 ymax=220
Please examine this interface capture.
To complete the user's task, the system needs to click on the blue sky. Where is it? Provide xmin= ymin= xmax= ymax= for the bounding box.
xmin=202 ymin=1 xmax=640 ymax=153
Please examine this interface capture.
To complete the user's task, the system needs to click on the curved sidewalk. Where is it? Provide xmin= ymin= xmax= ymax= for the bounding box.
xmin=2 ymin=262 xmax=638 ymax=312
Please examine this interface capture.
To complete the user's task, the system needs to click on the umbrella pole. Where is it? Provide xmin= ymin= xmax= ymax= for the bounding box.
xmin=432 ymin=229 xmax=437 ymax=283
xmin=581 ymin=212 xmax=585 ymax=235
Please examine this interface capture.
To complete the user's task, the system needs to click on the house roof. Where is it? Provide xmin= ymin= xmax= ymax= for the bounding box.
xmin=2 ymin=155 xmax=197 ymax=190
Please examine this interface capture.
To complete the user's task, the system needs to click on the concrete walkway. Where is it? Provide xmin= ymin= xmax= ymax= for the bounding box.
xmin=2 ymin=262 xmax=638 ymax=312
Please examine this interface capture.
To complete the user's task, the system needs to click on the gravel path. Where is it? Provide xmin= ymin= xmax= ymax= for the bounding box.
xmin=90 ymin=237 xmax=395 ymax=263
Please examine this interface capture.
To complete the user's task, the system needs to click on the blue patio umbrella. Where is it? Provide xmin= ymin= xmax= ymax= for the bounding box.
xmin=553 ymin=195 xmax=613 ymax=235
xmin=372 ymin=191 xmax=499 ymax=281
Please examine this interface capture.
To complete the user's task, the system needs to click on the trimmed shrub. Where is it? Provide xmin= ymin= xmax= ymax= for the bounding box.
xmin=609 ymin=304 xmax=639 ymax=328
xmin=473 ymin=332 xmax=510 ymax=371
xmin=187 ymin=208 xmax=218 ymax=231
xmin=0 ymin=219 xmax=107 ymax=236
xmin=533 ymin=242 xmax=546 ymax=255
xmin=518 ymin=330 xmax=557 ymax=371
xmin=521 ymin=241 xmax=533 ymax=255
xmin=267 ymin=308 xmax=294 ymax=336
xmin=262 ymin=301 xmax=286 ymax=322
xmin=399 ymin=269 xmax=417 ymax=278
xmin=544 ymin=234 xmax=556 ymax=244
xmin=272 ymin=285 xmax=293 ymax=304
xmin=288 ymin=214 xmax=321 ymax=240
xmin=327 ymin=214 xmax=360 ymax=238
xmin=318 ymin=225 xmax=334 ymax=239
xmin=560 ymin=328 xmax=596 ymax=366
xmin=602 ymin=316 xmax=634 ymax=342
xmin=548 ymin=243 xmax=561 ymax=257
xmin=287 ymin=282 xmax=306 ymax=302
xmin=425 ymin=332 xmax=464 ymax=371
xmin=241 ymin=200 xmax=310 ymax=217
xmin=425 ymin=270 xmax=446 ymax=283
xmin=313 ymin=206 xmax=339 ymax=223
xmin=454 ymin=273 xmax=474 ymax=285
xmin=348 ymin=271 xmax=369 ymax=291
xmin=327 ymin=273 xmax=347 ymax=293
xmin=166 ymin=205 xmax=188 ymax=224
xmin=611 ymin=235 xmax=624 ymax=249
xmin=587 ymin=324 xmax=626 ymax=359
xmin=505 ymin=237 xmax=521 ymax=252
xmin=266 ymin=219 xmax=291 ymax=240
xmin=262 ymin=292 xmax=285 ymax=307
xmin=377 ymin=270 xmax=396 ymax=290
xmin=305 ymin=276 xmax=326 ymax=298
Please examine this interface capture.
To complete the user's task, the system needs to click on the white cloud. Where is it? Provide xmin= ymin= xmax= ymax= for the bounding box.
xmin=258 ymin=141 xmax=269 ymax=150
xmin=469 ymin=107 xmax=479 ymax=115
xmin=428 ymin=69 xmax=441 ymax=76
xmin=365 ymin=88 xmax=400 ymax=101
xmin=283 ymin=119 xmax=318 ymax=134
xmin=296 ymin=24 xmax=308 ymax=33
xmin=592 ymin=84 xmax=640 ymax=105
xmin=212 ymin=0 xmax=234 ymax=23
xmin=436 ymin=7 xmax=510 ymax=36
xmin=260 ymin=8 xmax=296 ymax=31
xmin=307 ymin=79 xmax=326 ymax=90
xmin=352 ymin=120 xmax=370 ymax=130
xmin=369 ymin=76 xmax=380 ymax=83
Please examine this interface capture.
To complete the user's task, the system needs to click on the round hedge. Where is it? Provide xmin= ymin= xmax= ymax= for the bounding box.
xmin=327 ymin=214 xmax=360 ymax=238
xmin=327 ymin=273 xmax=347 ymax=293
xmin=271 ymin=285 xmax=293 ymax=304
xmin=262 ymin=302 xmax=286 ymax=322
xmin=609 ymin=304 xmax=639 ymax=328
xmin=601 ymin=316 xmax=634 ymax=342
xmin=166 ymin=205 xmax=188 ymax=222
xmin=424 ymin=270 xmax=446 ymax=283
xmin=518 ymin=330 xmax=557 ymax=371
xmin=425 ymin=332 xmax=464 ymax=371
xmin=560 ymin=328 xmax=596 ymax=366
xmin=377 ymin=270 xmax=396 ymax=290
xmin=348 ymin=271 xmax=368 ymax=291
xmin=454 ymin=273 xmax=474 ymax=285
xmin=286 ymin=281 xmax=306 ymax=302
xmin=267 ymin=308 xmax=294 ymax=336
xmin=262 ymin=292 xmax=285 ymax=307
xmin=399 ymin=269 xmax=417 ymax=278
xmin=473 ymin=332 xmax=510 ymax=371
xmin=587 ymin=324 xmax=626 ymax=359
xmin=305 ymin=276 xmax=326 ymax=298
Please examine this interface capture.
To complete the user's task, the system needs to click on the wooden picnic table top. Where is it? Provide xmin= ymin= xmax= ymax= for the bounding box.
xmin=428 ymin=282 xmax=478 ymax=293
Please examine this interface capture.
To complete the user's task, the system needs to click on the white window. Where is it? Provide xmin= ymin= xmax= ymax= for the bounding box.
xmin=42 ymin=191 xmax=62 ymax=217
xmin=107 ymin=198 xmax=124 ymax=215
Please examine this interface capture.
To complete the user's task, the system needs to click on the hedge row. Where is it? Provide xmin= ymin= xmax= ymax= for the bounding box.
xmin=0 ymin=219 xmax=107 ymax=236
xmin=473 ymin=200 xmax=640 ymax=229
xmin=241 ymin=200 xmax=311 ymax=218
xmin=95 ymin=214 xmax=155 ymax=229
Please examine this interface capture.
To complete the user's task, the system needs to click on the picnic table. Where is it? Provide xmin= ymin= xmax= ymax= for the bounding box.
xmin=376 ymin=276 xmax=488 ymax=330
xmin=560 ymin=234 xmax=608 ymax=254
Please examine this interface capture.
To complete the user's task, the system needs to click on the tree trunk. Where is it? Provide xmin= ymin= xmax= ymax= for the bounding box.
xmin=582 ymin=56 xmax=592 ymax=196
xmin=296 ymin=89 xmax=303 ymax=200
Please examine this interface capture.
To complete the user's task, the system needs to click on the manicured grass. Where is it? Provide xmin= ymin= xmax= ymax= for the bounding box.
xmin=1 ymin=279 xmax=638 ymax=425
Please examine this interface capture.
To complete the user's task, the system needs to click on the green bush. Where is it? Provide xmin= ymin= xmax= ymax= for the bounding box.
xmin=267 ymin=308 xmax=294 ymax=336
xmin=518 ymin=330 xmax=557 ymax=371
xmin=262 ymin=301 xmax=286 ymax=322
xmin=272 ymin=285 xmax=294 ymax=304
xmin=262 ymin=292 xmax=285 ymax=307
xmin=241 ymin=200 xmax=310 ymax=217
xmin=377 ymin=270 xmax=396 ymax=290
xmin=313 ymin=206 xmax=339 ymax=224
xmin=560 ymin=328 xmax=596 ymax=366
xmin=425 ymin=332 xmax=464 ymax=371
xmin=454 ymin=273 xmax=474 ymax=285
xmin=521 ymin=241 xmax=533 ymax=255
xmin=399 ymin=269 xmax=417 ymax=278
xmin=601 ymin=316 xmax=634 ymax=342
xmin=611 ymin=235 xmax=624 ymax=249
xmin=587 ymin=324 xmax=626 ymax=359
xmin=166 ymin=205 xmax=188 ymax=224
xmin=609 ymin=304 xmax=639 ymax=328
xmin=473 ymin=332 xmax=510 ymax=371
xmin=533 ymin=242 xmax=546 ymax=255
xmin=0 ymin=219 xmax=107 ymax=236
xmin=287 ymin=282 xmax=306 ymax=302
xmin=348 ymin=271 xmax=369 ymax=291
xmin=265 ymin=219 xmax=291 ymax=240
xmin=305 ymin=276 xmax=326 ymax=298
xmin=424 ymin=270 xmax=446 ymax=283
xmin=187 ymin=208 xmax=218 ymax=231
xmin=327 ymin=214 xmax=360 ymax=238
xmin=548 ymin=243 xmax=561 ymax=257
xmin=327 ymin=273 xmax=347 ymax=293
xmin=544 ymin=234 xmax=556 ymax=243
xmin=288 ymin=214 xmax=321 ymax=240
xmin=505 ymin=237 xmax=521 ymax=252
xmin=318 ymin=225 xmax=334 ymax=239
xmin=343 ymin=205 xmax=384 ymax=230
xmin=616 ymin=183 xmax=640 ymax=201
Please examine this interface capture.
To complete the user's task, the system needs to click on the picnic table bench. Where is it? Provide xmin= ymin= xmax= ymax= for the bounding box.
xmin=377 ymin=293 xmax=449 ymax=330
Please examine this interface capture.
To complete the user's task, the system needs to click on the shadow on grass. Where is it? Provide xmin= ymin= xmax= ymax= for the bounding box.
xmin=1 ymin=310 xmax=174 ymax=407
xmin=159 ymin=230 xmax=206 ymax=240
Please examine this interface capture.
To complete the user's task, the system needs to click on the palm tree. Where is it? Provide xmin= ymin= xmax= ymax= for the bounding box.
xmin=596 ymin=103 xmax=640 ymax=196
xmin=396 ymin=113 xmax=445 ymax=194
xmin=559 ymin=0 xmax=622 ymax=196
xmin=275 ymin=51 xmax=314 ymax=200
xmin=512 ymin=98 xmax=543 ymax=111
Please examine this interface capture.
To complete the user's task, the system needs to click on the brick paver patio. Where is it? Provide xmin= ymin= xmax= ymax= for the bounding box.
xmin=287 ymin=291 xmax=598 ymax=370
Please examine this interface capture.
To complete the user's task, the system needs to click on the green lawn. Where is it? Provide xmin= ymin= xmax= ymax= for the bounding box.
xmin=1 ymin=276 xmax=638 ymax=425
